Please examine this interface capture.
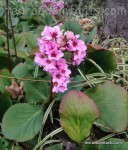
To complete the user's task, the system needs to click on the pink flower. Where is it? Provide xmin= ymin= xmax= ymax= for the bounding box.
xmin=55 ymin=59 xmax=71 ymax=76
xmin=42 ymin=0 xmax=64 ymax=15
xmin=67 ymin=37 xmax=84 ymax=51
xmin=48 ymin=49 xmax=64 ymax=60
xmin=35 ymin=25 xmax=87 ymax=93
xmin=61 ymin=68 xmax=71 ymax=77
xmin=37 ymin=38 xmax=49 ymax=54
xmin=64 ymin=31 xmax=75 ymax=40
xmin=52 ymin=72 xmax=65 ymax=83
xmin=55 ymin=58 xmax=67 ymax=69
xmin=52 ymin=82 xmax=67 ymax=93
xmin=43 ymin=58 xmax=56 ymax=72
xmin=41 ymin=26 xmax=62 ymax=40
xmin=72 ymin=49 xmax=86 ymax=65
xmin=44 ymin=41 xmax=58 ymax=54
xmin=42 ymin=0 xmax=51 ymax=5
xmin=56 ymin=36 xmax=67 ymax=47
xmin=34 ymin=52 xmax=46 ymax=67
xmin=53 ymin=0 xmax=64 ymax=10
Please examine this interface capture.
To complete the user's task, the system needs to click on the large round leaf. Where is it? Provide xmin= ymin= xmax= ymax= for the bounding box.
xmin=24 ymin=81 xmax=50 ymax=103
xmin=0 ymin=94 xmax=11 ymax=122
xmin=12 ymin=58 xmax=36 ymax=78
xmin=12 ymin=63 xmax=31 ymax=78
xmin=86 ymin=81 xmax=128 ymax=132
xmin=80 ymin=50 xmax=117 ymax=74
xmin=12 ymin=58 xmax=44 ymax=78
xmin=2 ymin=103 xmax=43 ymax=142
xmin=0 ymin=69 xmax=12 ymax=93
xmin=62 ymin=21 xmax=82 ymax=35
xmin=62 ymin=21 xmax=86 ymax=41
xmin=59 ymin=90 xmax=99 ymax=143
xmin=43 ymin=14 xmax=55 ymax=25
xmin=0 ymin=55 xmax=15 ymax=70
xmin=9 ymin=32 xmax=38 ymax=52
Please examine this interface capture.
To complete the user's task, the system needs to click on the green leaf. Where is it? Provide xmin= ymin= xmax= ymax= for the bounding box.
xmin=2 ymin=103 xmax=43 ymax=142
xmin=12 ymin=63 xmax=31 ymax=78
xmin=35 ymin=25 xmax=45 ymax=35
xmin=14 ymin=146 xmax=24 ymax=150
xmin=24 ymin=81 xmax=50 ymax=103
xmin=0 ymin=94 xmax=12 ymax=122
xmin=0 ymin=35 xmax=6 ymax=46
xmin=86 ymin=81 xmax=128 ymax=132
xmin=62 ymin=21 xmax=82 ymax=35
xmin=0 ymin=48 xmax=6 ymax=54
xmin=68 ymin=75 xmax=84 ymax=91
xmin=9 ymin=33 xmax=26 ymax=51
xmin=0 ymin=7 xmax=4 ymax=16
xmin=0 ymin=54 xmax=15 ymax=70
xmin=17 ymin=21 xmax=30 ymax=32
xmin=16 ymin=51 xmax=29 ymax=59
xmin=82 ymin=144 xmax=98 ymax=150
xmin=87 ymin=44 xmax=106 ymax=52
xmin=81 ymin=50 xmax=117 ymax=74
xmin=43 ymin=14 xmax=55 ymax=25
xmin=25 ymin=58 xmax=37 ymax=70
xmin=0 ymin=69 xmax=12 ymax=93
xmin=12 ymin=58 xmax=37 ymax=78
xmin=82 ymin=138 xmax=128 ymax=150
xmin=9 ymin=32 xmax=38 ymax=52
xmin=27 ymin=17 xmax=40 ymax=30
xmin=12 ymin=58 xmax=44 ymax=78
xmin=98 ymin=138 xmax=128 ymax=150
xmin=0 ymin=138 xmax=8 ymax=150
xmin=59 ymin=90 xmax=99 ymax=143
xmin=0 ymin=17 xmax=5 ymax=30
xmin=46 ymin=144 xmax=62 ymax=150
xmin=85 ymin=26 xmax=97 ymax=43
xmin=79 ymin=32 xmax=86 ymax=41
xmin=25 ymin=33 xmax=38 ymax=52
xmin=9 ymin=17 xmax=19 ymax=27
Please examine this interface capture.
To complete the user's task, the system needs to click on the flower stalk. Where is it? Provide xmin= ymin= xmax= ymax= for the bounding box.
xmin=6 ymin=0 xmax=11 ymax=72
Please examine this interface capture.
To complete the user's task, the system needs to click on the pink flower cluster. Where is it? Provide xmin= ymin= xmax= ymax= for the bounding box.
xmin=35 ymin=25 xmax=87 ymax=93
xmin=42 ymin=0 xmax=64 ymax=15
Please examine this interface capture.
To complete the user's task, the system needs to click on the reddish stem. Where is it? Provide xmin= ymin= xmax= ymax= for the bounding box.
xmin=9 ymin=9 xmax=18 ymax=64
xmin=6 ymin=0 xmax=11 ymax=72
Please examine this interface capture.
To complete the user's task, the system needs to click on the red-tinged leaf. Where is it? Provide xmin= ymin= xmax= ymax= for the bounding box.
xmin=59 ymin=90 xmax=99 ymax=144
xmin=87 ymin=44 xmax=106 ymax=52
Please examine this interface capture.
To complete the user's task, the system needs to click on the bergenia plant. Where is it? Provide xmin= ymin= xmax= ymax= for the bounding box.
xmin=42 ymin=0 xmax=64 ymax=15
xmin=34 ymin=25 xmax=87 ymax=93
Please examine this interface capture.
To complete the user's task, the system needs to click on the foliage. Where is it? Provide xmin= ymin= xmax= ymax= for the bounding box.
xmin=2 ymin=103 xmax=43 ymax=142
xmin=86 ymin=81 xmax=128 ymax=132
xmin=59 ymin=90 xmax=99 ymax=143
